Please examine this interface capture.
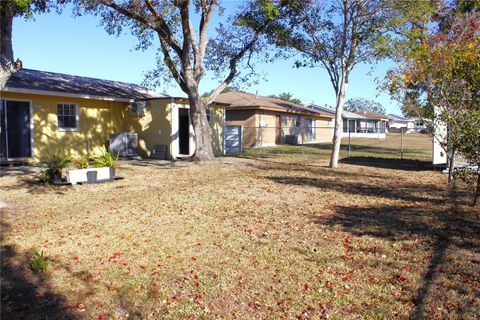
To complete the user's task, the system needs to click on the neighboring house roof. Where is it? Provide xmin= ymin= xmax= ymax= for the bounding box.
xmin=216 ymin=92 xmax=334 ymax=118
xmin=343 ymin=111 xmax=367 ymax=119
xmin=2 ymin=68 xmax=165 ymax=101
xmin=308 ymin=104 xmax=371 ymax=119
xmin=388 ymin=114 xmax=415 ymax=122
xmin=309 ymin=103 xmax=335 ymax=115
xmin=354 ymin=110 xmax=388 ymax=120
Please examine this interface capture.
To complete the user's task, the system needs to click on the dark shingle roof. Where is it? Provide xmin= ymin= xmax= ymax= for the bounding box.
xmin=3 ymin=68 xmax=164 ymax=100
xmin=308 ymin=104 xmax=336 ymax=115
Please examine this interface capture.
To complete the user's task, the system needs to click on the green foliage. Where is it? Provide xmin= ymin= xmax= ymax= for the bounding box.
xmin=268 ymin=92 xmax=302 ymax=105
xmin=93 ymin=149 xmax=119 ymax=168
xmin=344 ymin=98 xmax=386 ymax=114
xmin=41 ymin=149 xmax=73 ymax=183
xmin=30 ymin=250 xmax=49 ymax=273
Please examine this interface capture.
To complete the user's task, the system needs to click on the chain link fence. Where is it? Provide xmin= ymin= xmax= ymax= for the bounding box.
xmin=230 ymin=125 xmax=432 ymax=162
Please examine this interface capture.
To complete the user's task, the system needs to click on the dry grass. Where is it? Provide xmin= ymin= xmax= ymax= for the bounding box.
xmin=1 ymin=139 xmax=479 ymax=319
xmin=243 ymin=132 xmax=432 ymax=161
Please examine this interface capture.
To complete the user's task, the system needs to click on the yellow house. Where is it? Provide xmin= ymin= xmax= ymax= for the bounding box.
xmin=0 ymin=68 xmax=224 ymax=162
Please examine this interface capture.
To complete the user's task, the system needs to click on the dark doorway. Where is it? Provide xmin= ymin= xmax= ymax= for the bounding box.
xmin=0 ymin=100 xmax=6 ymax=159
xmin=178 ymin=108 xmax=190 ymax=155
xmin=275 ymin=115 xmax=281 ymax=145
xmin=0 ymin=100 xmax=32 ymax=159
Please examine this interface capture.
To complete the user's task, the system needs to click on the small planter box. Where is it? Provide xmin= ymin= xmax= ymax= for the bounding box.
xmin=66 ymin=167 xmax=115 ymax=185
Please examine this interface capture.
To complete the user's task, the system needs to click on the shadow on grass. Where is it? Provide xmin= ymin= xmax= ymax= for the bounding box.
xmin=0 ymin=220 xmax=77 ymax=319
xmin=3 ymin=176 xmax=68 ymax=195
xmin=304 ymin=181 xmax=479 ymax=318
xmin=268 ymin=175 xmax=449 ymax=205
xmin=339 ymin=157 xmax=434 ymax=171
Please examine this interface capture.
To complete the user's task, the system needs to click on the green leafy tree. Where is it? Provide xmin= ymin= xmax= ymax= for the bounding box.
xmin=0 ymin=1 xmax=62 ymax=88
xmin=387 ymin=1 xmax=480 ymax=197
xmin=269 ymin=92 xmax=302 ymax=105
xmin=73 ymin=0 xmax=296 ymax=161
xmin=344 ymin=98 xmax=386 ymax=114
xmin=269 ymin=0 xmax=394 ymax=168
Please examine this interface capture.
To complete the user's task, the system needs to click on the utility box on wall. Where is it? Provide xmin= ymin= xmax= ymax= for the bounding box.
xmin=110 ymin=132 xmax=139 ymax=158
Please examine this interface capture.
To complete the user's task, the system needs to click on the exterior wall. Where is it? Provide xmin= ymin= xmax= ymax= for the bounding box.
xmin=1 ymin=92 xmax=127 ymax=162
xmin=226 ymin=109 xmax=334 ymax=147
xmin=125 ymin=99 xmax=224 ymax=159
xmin=313 ymin=117 xmax=334 ymax=143
xmin=124 ymin=99 xmax=173 ymax=158
xmin=210 ymin=106 xmax=225 ymax=156
xmin=342 ymin=132 xmax=386 ymax=139
xmin=256 ymin=111 xmax=277 ymax=146
xmin=226 ymin=109 xmax=257 ymax=148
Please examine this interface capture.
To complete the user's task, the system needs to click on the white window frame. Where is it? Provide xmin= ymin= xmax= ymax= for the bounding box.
xmin=57 ymin=103 xmax=80 ymax=132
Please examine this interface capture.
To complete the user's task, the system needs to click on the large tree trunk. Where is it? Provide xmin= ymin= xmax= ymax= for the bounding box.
xmin=0 ymin=2 xmax=15 ymax=89
xmin=187 ymin=91 xmax=215 ymax=162
xmin=329 ymin=76 xmax=348 ymax=168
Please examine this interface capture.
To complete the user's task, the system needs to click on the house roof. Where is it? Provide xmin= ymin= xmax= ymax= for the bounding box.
xmin=354 ymin=110 xmax=388 ymax=120
xmin=216 ymin=92 xmax=334 ymax=118
xmin=2 ymin=68 xmax=165 ymax=101
xmin=309 ymin=104 xmax=335 ymax=115
xmin=388 ymin=114 xmax=415 ymax=122
xmin=343 ymin=111 xmax=367 ymax=119
xmin=308 ymin=104 xmax=371 ymax=119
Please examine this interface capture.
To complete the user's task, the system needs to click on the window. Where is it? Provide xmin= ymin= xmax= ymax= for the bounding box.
xmin=57 ymin=103 xmax=79 ymax=131
xmin=206 ymin=108 xmax=211 ymax=124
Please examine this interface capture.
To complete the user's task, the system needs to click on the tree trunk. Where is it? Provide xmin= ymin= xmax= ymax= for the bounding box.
xmin=0 ymin=2 xmax=15 ymax=89
xmin=474 ymin=171 xmax=479 ymax=207
xmin=447 ymin=149 xmax=455 ymax=184
xmin=187 ymin=92 xmax=215 ymax=162
xmin=329 ymin=77 xmax=348 ymax=168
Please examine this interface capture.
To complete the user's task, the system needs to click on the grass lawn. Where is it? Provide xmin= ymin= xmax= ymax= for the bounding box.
xmin=1 ymin=134 xmax=479 ymax=319
xmin=243 ymin=132 xmax=432 ymax=161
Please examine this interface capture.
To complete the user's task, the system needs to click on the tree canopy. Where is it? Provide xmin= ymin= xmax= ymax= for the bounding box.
xmin=70 ymin=0 xmax=299 ymax=161
xmin=344 ymin=98 xmax=386 ymax=114
xmin=268 ymin=92 xmax=302 ymax=105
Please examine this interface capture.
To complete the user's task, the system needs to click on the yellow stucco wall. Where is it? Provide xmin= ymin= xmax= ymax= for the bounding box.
xmin=0 ymin=92 xmax=128 ymax=162
xmin=124 ymin=99 xmax=173 ymax=158
xmin=123 ymin=99 xmax=225 ymax=158
xmin=210 ymin=106 xmax=225 ymax=156
xmin=1 ymin=93 xmax=225 ymax=161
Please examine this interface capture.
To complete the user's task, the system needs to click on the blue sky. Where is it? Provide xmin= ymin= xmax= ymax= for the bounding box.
xmin=12 ymin=3 xmax=401 ymax=114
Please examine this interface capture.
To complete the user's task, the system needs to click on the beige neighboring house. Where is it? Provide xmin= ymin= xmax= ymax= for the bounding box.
xmin=215 ymin=91 xmax=334 ymax=148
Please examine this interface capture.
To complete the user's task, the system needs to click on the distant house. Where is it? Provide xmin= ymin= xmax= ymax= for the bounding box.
xmin=215 ymin=92 xmax=334 ymax=148
xmin=309 ymin=105 xmax=388 ymax=139
xmin=1 ymin=68 xmax=225 ymax=162
xmin=388 ymin=114 xmax=416 ymax=133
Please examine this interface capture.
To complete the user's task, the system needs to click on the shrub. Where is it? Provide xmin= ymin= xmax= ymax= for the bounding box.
xmin=41 ymin=149 xmax=73 ymax=183
xmin=74 ymin=158 xmax=89 ymax=169
xmin=93 ymin=149 xmax=119 ymax=168
xmin=30 ymin=250 xmax=49 ymax=273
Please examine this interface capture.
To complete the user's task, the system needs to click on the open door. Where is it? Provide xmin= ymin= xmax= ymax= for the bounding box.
xmin=178 ymin=108 xmax=190 ymax=155
xmin=0 ymin=100 xmax=32 ymax=159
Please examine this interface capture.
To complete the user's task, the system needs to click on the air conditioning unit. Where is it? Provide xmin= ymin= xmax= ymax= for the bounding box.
xmin=109 ymin=132 xmax=139 ymax=158
xmin=129 ymin=101 xmax=147 ymax=116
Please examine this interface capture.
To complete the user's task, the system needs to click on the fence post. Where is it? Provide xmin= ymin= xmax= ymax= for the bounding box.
xmin=400 ymin=127 xmax=404 ymax=160
xmin=348 ymin=129 xmax=351 ymax=158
